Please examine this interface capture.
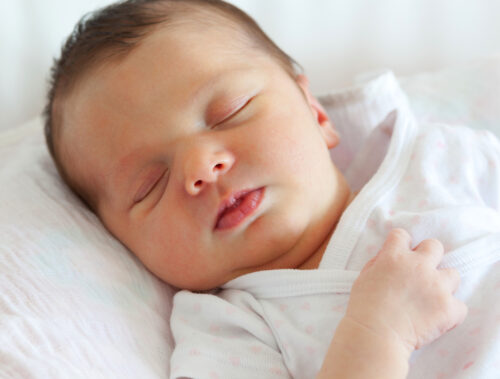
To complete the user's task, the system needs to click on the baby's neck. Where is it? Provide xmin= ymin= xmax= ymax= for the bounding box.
xmin=298 ymin=190 xmax=357 ymax=269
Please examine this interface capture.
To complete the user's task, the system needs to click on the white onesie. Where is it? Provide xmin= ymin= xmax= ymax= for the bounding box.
xmin=169 ymin=72 xmax=500 ymax=379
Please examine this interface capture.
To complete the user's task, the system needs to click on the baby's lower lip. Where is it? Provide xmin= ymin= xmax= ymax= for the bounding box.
xmin=214 ymin=188 xmax=265 ymax=231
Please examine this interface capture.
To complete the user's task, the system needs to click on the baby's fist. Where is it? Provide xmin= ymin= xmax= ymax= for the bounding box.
xmin=345 ymin=229 xmax=468 ymax=354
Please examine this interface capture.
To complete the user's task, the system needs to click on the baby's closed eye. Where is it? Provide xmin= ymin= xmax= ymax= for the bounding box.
xmin=133 ymin=168 xmax=169 ymax=204
xmin=207 ymin=94 xmax=254 ymax=129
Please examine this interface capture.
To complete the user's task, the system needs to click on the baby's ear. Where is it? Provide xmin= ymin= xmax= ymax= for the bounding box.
xmin=296 ymin=74 xmax=339 ymax=149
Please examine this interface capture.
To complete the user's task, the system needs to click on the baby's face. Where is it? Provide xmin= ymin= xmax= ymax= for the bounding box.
xmin=60 ymin=24 xmax=350 ymax=290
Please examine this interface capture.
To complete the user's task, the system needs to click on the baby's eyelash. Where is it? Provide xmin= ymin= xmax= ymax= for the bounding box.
xmin=211 ymin=96 xmax=253 ymax=128
xmin=133 ymin=170 xmax=168 ymax=203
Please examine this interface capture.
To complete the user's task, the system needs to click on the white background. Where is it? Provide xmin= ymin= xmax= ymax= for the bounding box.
xmin=1 ymin=0 xmax=500 ymax=131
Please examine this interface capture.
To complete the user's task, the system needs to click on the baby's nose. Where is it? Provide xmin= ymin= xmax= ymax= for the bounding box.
xmin=184 ymin=150 xmax=234 ymax=195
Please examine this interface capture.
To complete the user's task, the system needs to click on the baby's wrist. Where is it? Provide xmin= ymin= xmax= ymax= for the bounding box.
xmin=342 ymin=310 xmax=416 ymax=357
xmin=337 ymin=316 xmax=413 ymax=367
xmin=319 ymin=316 xmax=410 ymax=379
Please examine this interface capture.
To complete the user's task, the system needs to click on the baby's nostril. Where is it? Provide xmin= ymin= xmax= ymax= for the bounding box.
xmin=214 ymin=163 xmax=224 ymax=171
xmin=194 ymin=180 xmax=203 ymax=187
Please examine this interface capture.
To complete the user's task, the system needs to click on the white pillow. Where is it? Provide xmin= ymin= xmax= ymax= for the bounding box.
xmin=0 ymin=118 xmax=175 ymax=377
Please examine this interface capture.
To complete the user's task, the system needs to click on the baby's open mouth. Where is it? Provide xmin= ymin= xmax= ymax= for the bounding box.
xmin=214 ymin=187 xmax=265 ymax=230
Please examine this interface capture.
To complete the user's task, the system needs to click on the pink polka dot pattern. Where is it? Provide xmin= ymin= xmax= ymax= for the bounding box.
xmin=305 ymin=325 xmax=315 ymax=335
xmin=418 ymin=199 xmax=429 ymax=208
xmin=261 ymin=325 xmax=272 ymax=335
xmin=300 ymin=302 xmax=311 ymax=311
xmin=332 ymin=304 xmax=345 ymax=312
xmin=306 ymin=345 xmax=316 ymax=355
xmin=188 ymin=348 xmax=201 ymax=356
xmin=250 ymin=345 xmax=262 ymax=354
xmin=469 ymin=327 xmax=481 ymax=336
xmin=438 ymin=349 xmax=449 ymax=357
xmin=279 ymin=303 xmax=288 ymax=312
xmin=209 ymin=324 xmax=220 ymax=333
xmin=462 ymin=361 xmax=474 ymax=370
xmin=366 ymin=218 xmax=377 ymax=229
xmin=403 ymin=175 xmax=413 ymax=183
xmin=270 ymin=367 xmax=284 ymax=375
xmin=465 ymin=347 xmax=476 ymax=355
xmin=273 ymin=319 xmax=285 ymax=329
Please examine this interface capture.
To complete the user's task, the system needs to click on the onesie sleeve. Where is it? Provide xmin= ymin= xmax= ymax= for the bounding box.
xmin=169 ymin=290 xmax=290 ymax=379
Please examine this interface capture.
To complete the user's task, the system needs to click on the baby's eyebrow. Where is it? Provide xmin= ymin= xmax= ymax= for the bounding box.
xmin=189 ymin=68 xmax=255 ymax=105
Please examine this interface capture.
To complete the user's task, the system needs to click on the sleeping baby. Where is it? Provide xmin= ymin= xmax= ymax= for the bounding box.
xmin=44 ymin=0 xmax=500 ymax=378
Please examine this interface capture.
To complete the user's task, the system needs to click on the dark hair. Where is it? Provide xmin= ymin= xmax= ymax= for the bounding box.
xmin=43 ymin=0 xmax=299 ymax=210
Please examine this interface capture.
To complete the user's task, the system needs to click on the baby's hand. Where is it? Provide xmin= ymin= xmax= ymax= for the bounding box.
xmin=345 ymin=228 xmax=468 ymax=355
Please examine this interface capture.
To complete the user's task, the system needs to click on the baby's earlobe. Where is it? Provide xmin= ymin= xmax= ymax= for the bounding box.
xmin=322 ymin=125 xmax=340 ymax=149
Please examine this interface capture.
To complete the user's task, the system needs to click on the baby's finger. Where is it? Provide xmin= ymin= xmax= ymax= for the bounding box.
xmin=382 ymin=228 xmax=412 ymax=254
xmin=439 ymin=267 xmax=461 ymax=293
xmin=413 ymin=238 xmax=444 ymax=267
